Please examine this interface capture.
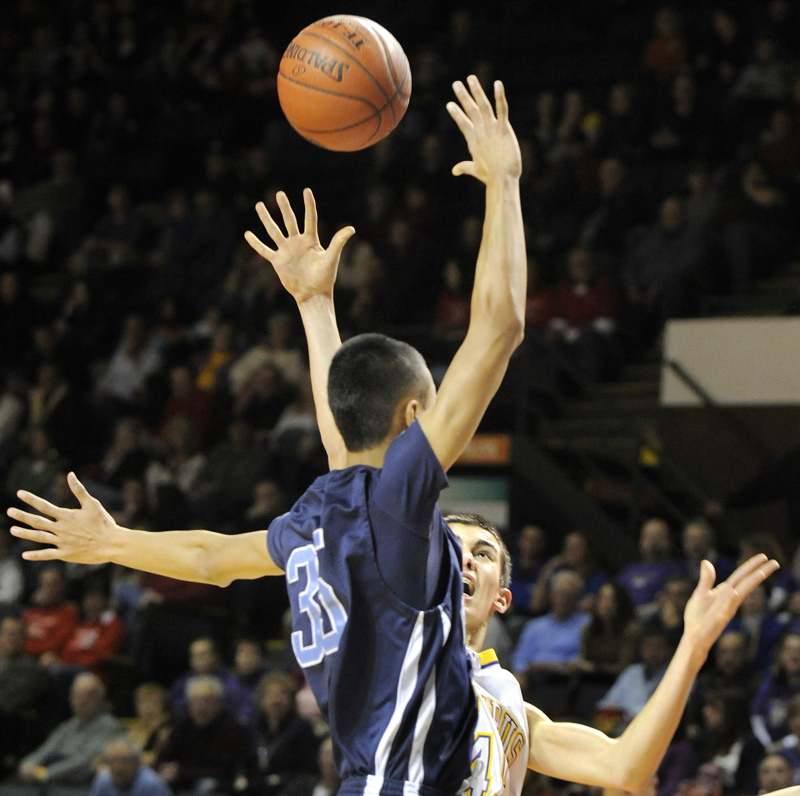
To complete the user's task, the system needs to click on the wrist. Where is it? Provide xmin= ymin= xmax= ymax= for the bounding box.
xmin=486 ymin=173 xmax=520 ymax=191
xmin=105 ymin=523 xmax=133 ymax=564
xmin=675 ymin=633 xmax=708 ymax=672
xmin=296 ymin=292 xmax=334 ymax=308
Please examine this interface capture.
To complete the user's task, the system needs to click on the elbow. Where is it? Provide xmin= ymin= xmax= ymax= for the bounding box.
xmin=614 ymin=764 xmax=651 ymax=793
xmin=598 ymin=741 xmax=649 ymax=792
xmin=211 ymin=573 xmax=233 ymax=588
xmin=198 ymin=550 xmax=233 ymax=589
xmin=199 ymin=567 xmax=231 ymax=589
xmin=490 ymin=312 xmax=524 ymax=350
xmin=501 ymin=316 xmax=525 ymax=352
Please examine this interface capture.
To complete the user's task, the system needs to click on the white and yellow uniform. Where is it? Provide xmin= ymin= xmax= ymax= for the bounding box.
xmin=462 ymin=650 xmax=529 ymax=796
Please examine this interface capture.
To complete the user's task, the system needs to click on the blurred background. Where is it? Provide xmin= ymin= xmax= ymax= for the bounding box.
xmin=1 ymin=1 xmax=800 ymax=795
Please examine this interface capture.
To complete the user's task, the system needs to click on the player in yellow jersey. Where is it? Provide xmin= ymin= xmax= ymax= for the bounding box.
xmin=446 ymin=512 xmax=777 ymax=796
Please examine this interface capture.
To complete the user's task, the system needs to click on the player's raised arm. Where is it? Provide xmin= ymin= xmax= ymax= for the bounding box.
xmin=525 ymin=554 xmax=779 ymax=791
xmin=418 ymin=76 xmax=526 ymax=471
xmin=8 ymin=473 xmax=283 ymax=586
xmin=245 ymin=189 xmax=353 ymax=470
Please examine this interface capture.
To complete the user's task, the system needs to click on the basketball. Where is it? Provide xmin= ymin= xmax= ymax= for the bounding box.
xmin=277 ymin=15 xmax=411 ymax=152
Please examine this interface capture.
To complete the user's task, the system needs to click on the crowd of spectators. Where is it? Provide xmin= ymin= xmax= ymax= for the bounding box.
xmin=5 ymin=513 xmax=800 ymax=796
xmin=502 ymin=515 xmax=800 ymax=796
xmin=2 ymin=0 xmax=800 ymax=795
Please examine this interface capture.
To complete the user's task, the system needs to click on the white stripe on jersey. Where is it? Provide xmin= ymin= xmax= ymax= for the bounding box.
xmin=439 ymin=604 xmax=453 ymax=646
xmin=374 ymin=611 xmax=426 ymax=778
xmin=403 ymin=781 xmax=422 ymax=796
xmin=407 ymin=607 xmax=453 ymax=781
xmin=408 ymin=661 xmax=436 ymax=783
xmin=364 ymin=774 xmax=383 ymax=796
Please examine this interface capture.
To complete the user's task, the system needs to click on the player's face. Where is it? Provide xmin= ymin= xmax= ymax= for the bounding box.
xmin=450 ymin=523 xmax=511 ymax=632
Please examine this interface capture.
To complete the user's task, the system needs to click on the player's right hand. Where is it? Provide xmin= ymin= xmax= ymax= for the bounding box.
xmin=244 ymin=188 xmax=355 ymax=304
xmin=446 ymin=75 xmax=522 ymax=184
xmin=682 ymin=553 xmax=779 ymax=656
xmin=8 ymin=472 xmax=119 ymax=565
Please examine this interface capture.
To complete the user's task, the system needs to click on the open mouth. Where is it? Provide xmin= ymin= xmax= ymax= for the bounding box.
xmin=463 ymin=578 xmax=475 ymax=597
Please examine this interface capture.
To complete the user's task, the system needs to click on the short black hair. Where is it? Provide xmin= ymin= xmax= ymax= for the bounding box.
xmin=328 ymin=333 xmax=430 ymax=452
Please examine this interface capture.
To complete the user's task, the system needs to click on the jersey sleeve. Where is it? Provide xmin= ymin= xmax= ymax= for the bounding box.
xmin=267 ymin=513 xmax=291 ymax=571
xmin=368 ymin=421 xmax=450 ymax=609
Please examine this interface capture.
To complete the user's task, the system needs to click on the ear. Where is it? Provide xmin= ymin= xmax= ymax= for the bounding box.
xmin=492 ymin=587 xmax=512 ymax=616
xmin=403 ymin=397 xmax=422 ymax=428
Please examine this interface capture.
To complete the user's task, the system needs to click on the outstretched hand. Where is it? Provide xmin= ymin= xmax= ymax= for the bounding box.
xmin=683 ymin=553 xmax=779 ymax=654
xmin=446 ymin=75 xmax=521 ymax=183
xmin=7 ymin=473 xmax=118 ymax=565
xmin=244 ymin=188 xmax=355 ymax=304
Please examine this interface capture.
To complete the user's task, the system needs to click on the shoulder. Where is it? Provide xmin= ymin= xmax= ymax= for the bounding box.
xmin=384 ymin=421 xmax=441 ymax=469
xmin=477 ymin=651 xmax=523 ymax=692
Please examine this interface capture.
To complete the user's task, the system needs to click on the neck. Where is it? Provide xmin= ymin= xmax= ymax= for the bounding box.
xmin=346 ymin=442 xmax=392 ymax=469
xmin=466 ymin=622 xmax=489 ymax=652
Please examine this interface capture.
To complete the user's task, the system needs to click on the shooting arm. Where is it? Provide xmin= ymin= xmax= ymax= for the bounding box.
xmin=526 ymin=556 xmax=777 ymax=791
xmin=420 ymin=79 xmax=525 ymax=471
xmin=527 ymin=634 xmax=704 ymax=791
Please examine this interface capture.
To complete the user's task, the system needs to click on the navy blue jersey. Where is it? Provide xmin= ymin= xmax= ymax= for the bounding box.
xmin=268 ymin=422 xmax=477 ymax=796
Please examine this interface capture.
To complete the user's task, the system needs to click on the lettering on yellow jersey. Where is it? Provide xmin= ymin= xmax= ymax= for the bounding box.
xmin=477 ymin=693 xmax=525 ymax=767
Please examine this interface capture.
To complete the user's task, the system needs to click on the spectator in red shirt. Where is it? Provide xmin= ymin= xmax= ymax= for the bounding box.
xmin=49 ymin=585 xmax=125 ymax=677
xmin=548 ymin=247 xmax=620 ymax=382
xmin=23 ymin=564 xmax=79 ymax=661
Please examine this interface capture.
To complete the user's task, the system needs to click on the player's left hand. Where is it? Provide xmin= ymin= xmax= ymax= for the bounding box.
xmin=244 ymin=188 xmax=355 ymax=304
xmin=682 ymin=553 xmax=778 ymax=654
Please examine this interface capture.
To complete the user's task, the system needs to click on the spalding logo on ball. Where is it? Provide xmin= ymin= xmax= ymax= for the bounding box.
xmin=278 ymin=15 xmax=411 ymax=152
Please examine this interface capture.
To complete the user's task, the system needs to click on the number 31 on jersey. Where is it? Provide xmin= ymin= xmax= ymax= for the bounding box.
xmin=286 ymin=527 xmax=348 ymax=667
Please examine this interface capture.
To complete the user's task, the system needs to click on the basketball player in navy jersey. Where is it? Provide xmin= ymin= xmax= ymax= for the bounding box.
xmin=447 ymin=513 xmax=778 ymax=796
xmin=8 ymin=76 xmax=525 ymax=796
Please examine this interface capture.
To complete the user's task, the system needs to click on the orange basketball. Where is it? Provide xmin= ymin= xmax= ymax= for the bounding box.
xmin=277 ymin=15 xmax=411 ymax=152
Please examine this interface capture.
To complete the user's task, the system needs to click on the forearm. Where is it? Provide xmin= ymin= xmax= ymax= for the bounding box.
xmin=609 ymin=635 xmax=705 ymax=790
xmin=419 ymin=175 xmax=526 ymax=469
xmin=297 ymin=295 xmax=347 ymax=468
xmin=469 ymin=175 xmax=526 ymax=343
xmin=105 ymin=525 xmax=250 ymax=586
xmin=528 ymin=636 xmax=705 ymax=790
